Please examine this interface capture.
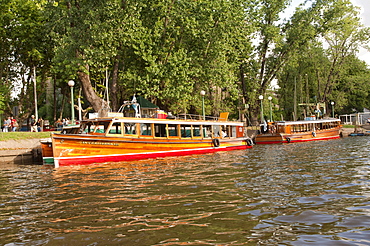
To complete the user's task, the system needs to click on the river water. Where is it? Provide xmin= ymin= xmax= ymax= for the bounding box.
xmin=0 ymin=137 xmax=369 ymax=245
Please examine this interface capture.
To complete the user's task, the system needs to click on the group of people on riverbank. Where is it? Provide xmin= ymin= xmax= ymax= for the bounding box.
xmin=2 ymin=115 xmax=45 ymax=132
xmin=1 ymin=116 xmax=18 ymax=132
xmin=28 ymin=115 xmax=45 ymax=132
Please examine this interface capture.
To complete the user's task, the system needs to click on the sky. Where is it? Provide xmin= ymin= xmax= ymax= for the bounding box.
xmin=288 ymin=0 xmax=370 ymax=66
xmin=352 ymin=0 xmax=370 ymax=65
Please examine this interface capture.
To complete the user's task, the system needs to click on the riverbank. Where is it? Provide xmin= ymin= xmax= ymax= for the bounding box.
xmin=0 ymin=137 xmax=50 ymax=164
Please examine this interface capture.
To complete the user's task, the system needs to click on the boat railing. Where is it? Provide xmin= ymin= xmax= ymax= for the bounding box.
xmin=177 ymin=113 xmax=219 ymax=121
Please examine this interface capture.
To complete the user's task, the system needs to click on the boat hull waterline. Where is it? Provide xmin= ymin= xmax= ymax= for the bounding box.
xmin=53 ymin=144 xmax=248 ymax=167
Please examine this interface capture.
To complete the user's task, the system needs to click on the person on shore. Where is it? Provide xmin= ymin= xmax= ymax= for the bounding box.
xmin=3 ymin=118 xmax=9 ymax=132
xmin=37 ymin=118 xmax=44 ymax=132
xmin=30 ymin=115 xmax=37 ymax=132
xmin=4 ymin=117 xmax=11 ymax=132
xmin=55 ymin=119 xmax=62 ymax=131
xmin=11 ymin=117 xmax=18 ymax=132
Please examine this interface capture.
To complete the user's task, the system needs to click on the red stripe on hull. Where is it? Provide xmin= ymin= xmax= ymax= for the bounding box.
xmin=256 ymin=135 xmax=340 ymax=144
xmin=56 ymin=145 xmax=250 ymax=166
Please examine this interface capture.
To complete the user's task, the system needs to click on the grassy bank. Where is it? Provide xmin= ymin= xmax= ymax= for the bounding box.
xmin=0 ymin=132 xmax=52 ymax=141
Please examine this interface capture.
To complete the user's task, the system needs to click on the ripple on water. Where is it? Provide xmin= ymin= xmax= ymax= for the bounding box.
xmin=274 ymin=210 xmax=338 ymax=225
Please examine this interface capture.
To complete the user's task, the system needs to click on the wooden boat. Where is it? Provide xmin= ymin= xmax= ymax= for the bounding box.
xmin=41 ymin=114 xmax=253 ymax=167
xmin=254 ymin=118 xmax=341 ymax=144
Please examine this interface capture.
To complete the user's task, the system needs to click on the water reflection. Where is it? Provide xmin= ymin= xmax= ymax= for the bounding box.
xmin=0 ymin=137 xmax=369 ymax=245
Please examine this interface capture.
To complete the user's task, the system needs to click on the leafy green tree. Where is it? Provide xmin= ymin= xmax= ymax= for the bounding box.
xmin=0 ymin=0 xmax=54 ymax=125
xmin=316 ymin=0 xmax=370 ymax=104
xmin=335 ymin=55 xmax=370 ymax=114
xmin=278 ymin=0 xmax=370 ymax=120
xmin=241 ymin=0 xmax=320 ymax=124
xmin=47 ymin=0 xmax=253 ymax=118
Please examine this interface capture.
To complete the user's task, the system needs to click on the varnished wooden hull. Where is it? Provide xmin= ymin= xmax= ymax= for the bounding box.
xmin=50 ymin=133 xmax=251 ymax=167
xmin=40 ymin=139 xmax=54 ymax=164
xmin=255 ymin=127 xmax=341 ymax=144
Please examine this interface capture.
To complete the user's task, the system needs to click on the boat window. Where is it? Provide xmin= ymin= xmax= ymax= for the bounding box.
xmin=276 ymin=125 xmax=284 ymax=133
xmin=230 ymin=126 xmax=237 ymax=137
xmin=80 ymin=122 xmax=92 ymax=133
xmin=180 ymin=125 xmax=191 ymax=138
xmin=154 ymin=124 xmax=166 ymax=137
xmin=93 ymin=122 xmax=110 ymax=133
xmin=193 ymin=125 xmax=201 ymax=137
xmin=203 ymin=125 xmax=212 ymax=138
xmin=213 ymin=125 xmax=221 ymax=137
xmin=221 ymin=126 xmax=228 ymax=138
xmin=108 ymin=122 xmax=122 ymax=135
xmin=124 ymin=123 xmax=137 ymax=135
xmin=167 ymin=124 xmax=178 ymax=137
xmin=140 ymin=123 xmax=152 ymax=136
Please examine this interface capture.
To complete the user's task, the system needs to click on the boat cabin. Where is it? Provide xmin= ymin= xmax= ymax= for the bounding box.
xmin=270 ymin=119 xmax=341 ymax=134
xmin=79 ymin=117 xmax=245 ymax=139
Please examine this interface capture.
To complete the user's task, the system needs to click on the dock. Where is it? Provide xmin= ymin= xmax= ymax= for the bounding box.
xmin=0 ymin=139 xmax=42 ymax=164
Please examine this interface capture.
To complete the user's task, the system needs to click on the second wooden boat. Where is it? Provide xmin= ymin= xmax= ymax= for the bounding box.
xmin=255 ymin=119 xmax=341 ymax=144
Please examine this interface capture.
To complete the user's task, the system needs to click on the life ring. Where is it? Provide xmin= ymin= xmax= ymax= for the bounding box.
xmin=212 ymin=138 xmax=220 ymax=147
xmin=286 ymin=137 xmax=291 ymax=143
xmin=312 ymin=131 xmax=316 ymax=137
xmin=246 ymin=138 xmax=254 ymax=146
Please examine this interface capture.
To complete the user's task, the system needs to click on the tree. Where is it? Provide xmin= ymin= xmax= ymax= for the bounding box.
xmin=278 ymin=0 xmax=370 ymax=119
xmin=0 ymin=0 xmax=53 ymax=124
xmin=316 ymin=0 xmax=370 ymax=105
xmin=241 ymin=0 xmax=320 ymax=124
xmin=48 ymin=0 xmax=253 ymax=117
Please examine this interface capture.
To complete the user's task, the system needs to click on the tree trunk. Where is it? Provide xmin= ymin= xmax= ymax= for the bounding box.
xmin=53 ymin=75 xmax=57 ymax=121
xmin=78 ymin=64 xmax=108 ymax=116
xmin=111 ymin=56 xmax=120 ymax=111
xmin=59 ymin=95 xmax=65 ymax=120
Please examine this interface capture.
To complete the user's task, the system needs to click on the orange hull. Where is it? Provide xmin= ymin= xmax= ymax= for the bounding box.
xmin=51 ymin=134 xmax=250 ymax=166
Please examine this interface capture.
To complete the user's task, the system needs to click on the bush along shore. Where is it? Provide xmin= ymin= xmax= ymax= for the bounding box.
xmin=0 ymin=132 xmax=52 ymax=164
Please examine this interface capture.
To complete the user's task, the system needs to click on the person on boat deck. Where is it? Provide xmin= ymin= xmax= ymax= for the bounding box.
xmin=367 ymin=118 xmax=370 ymax=124
xmin=222 ymin=130 xmax=227 ymax=138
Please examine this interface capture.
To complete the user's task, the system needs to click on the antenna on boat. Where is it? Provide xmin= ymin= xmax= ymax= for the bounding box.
xmin=131 ymin=94 xmax=141 ymax=118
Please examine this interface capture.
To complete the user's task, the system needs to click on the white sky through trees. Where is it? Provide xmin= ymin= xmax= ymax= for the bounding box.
xmin=286 ymin=0 xmax=370 ymax=66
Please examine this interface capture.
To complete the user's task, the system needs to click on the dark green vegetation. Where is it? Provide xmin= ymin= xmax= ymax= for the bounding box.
xmin=1 ymin=0 xmax=369 ymax=126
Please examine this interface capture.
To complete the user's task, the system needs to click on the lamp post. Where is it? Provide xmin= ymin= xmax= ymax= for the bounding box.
xmin=259 ymin=95 xmax=264 ymax=123
xmin=268 ymin=96 xmax=272 ymax=122
xmin=331 ymin=101 xmax=335 ymax=118
xmin=200 ymin=90 xmax=206 ymax=120
xmin=68 ymin=80 xmax=75 ymax=125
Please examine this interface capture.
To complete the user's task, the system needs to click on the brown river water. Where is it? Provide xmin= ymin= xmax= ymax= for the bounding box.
xmin=0 ymin=137 xmax=369 ymax=245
